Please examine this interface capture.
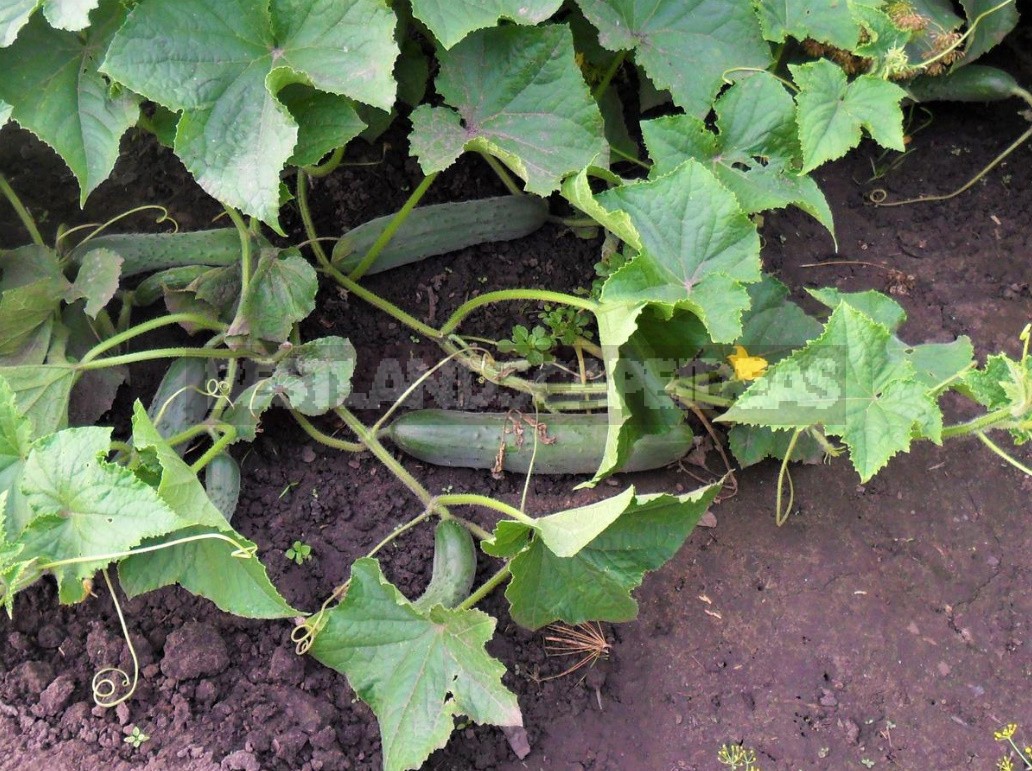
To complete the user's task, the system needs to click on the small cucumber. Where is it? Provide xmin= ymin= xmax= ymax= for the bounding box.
xmin=331 ymin=195 xmax=549 ymax=275
xmin=907 ymin=66 xmax=1026 ymax=104
xmin=205 ymin=453 xmax=241 ymax=522
xmin=133 ymin=265 xmax=212 ymax=307
xmin=412 ymin=520 xmax=477 ymax=612
xmin=71 ymin=229 xmax=263 ymax=278
xmin=386 ymin=410 xmax=694 ymax=475
xmin=147 ymin=358 xmax=213 ymax=451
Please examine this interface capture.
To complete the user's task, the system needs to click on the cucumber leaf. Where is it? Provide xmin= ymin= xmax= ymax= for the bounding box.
xmin=718 ymin=303 xmax=942 ymax=481
xmin=0 ymin=375 xmax=31 ymax=530
xmin=225 ymin=248 xmax=317 ymax=351
xmin=102 ymin=0 xmax=398 ymax=225
xmin=598 ymin=160 xmax=761 ymax=343
xmin=42 ymin=0 xmax=98 ymax=31
xmin=792 ymin=59 xmax=907 ymax=173
xmin=308 ymin=558 xmax=523 ymax=771
xmin=0 ymin=0 xmax=36 ymax=46
xmin=754 ymin=0 xmax=861 ymax=49
xmin=0 ymin=0 xmax=139 ymax=203
xmin=486 ymin=483 xmax=720 ymax=630
xmin=0 ymin=277 xmax=67 ymax=358
xmin=960 ymin=0 xmax=1018 ymax=63
xmin=727 ymin=424 xmax=825 ymax=468
xmin=560 ymin=166 xmax=641 ymax=251
xmin=574 ymin=0 xmax=770 ymax=117
xmin=279 ymin=85 xmax=366 ymax=168
xmin=409 ymin=24 xmax=606 ymax=195
xmin=807 ymin=287 xmax=907 ymax=331
xmin=411 ymin=0 xmax=561 ymax=49
xmin=642 ymin=76 xmax=835 ymax=237
xmin=16 ymin=425 xmax=190 ymax=602
xmin=65 ymin=247 xmax=122 ymax=318
xmin=0 ymin=365 xmax=75 ymax=439
xmin=118 ymin=405 xmax=296 ymax=619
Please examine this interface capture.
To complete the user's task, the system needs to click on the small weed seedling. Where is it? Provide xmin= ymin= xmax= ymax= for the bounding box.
xmin=285 ymin=541 xmax=313 ymax=566
xmin=124 ymin=726 xmax=149 ymax=749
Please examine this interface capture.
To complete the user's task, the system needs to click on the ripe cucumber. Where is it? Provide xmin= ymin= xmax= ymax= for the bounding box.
xmin=71 ymin=229 xmax=264 ymax=278
xmin=205 ymin=453 xmax=241 ymax=522
xmin=331 ymin=195 xmax=549 ymax=274
xmin=386 ymin=410 xmax=694 ymax=475
xmin=907 ymin=66 xmax=1026 ymax=103
xmin=412 ymin=520 xmax=477 ymax=612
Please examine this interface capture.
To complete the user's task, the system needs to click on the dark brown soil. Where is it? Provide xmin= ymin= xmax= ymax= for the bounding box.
xmin=1 ymin=85 xmax=1031 ymax=771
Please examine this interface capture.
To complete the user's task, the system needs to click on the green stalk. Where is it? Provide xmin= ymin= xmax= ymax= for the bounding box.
xmin=190 ymin=425 xmax=237 ymax=473
xmin=435 ymin=492 xmax=536 ymax=526
xmin=941 ymin=406 xmax=1016 ymax=438
xmin=291 ymin=410 xmax=366 ymax=453
xmin=440 ymin=290 xmax=598 ymax=336
xmin=304 ymin=146 xmax=344 ymax=178
xmin=327 ymin=264 xmax=442 ymax=340
xmin=975 ymin=430 xmax=1032 ymax=476
xmin=366 ymin=506 xmax=435 ymax=560
xmin=592 ymin=50 xmax=627 ymax=101
xmin=223 ymin=206 xmax=252 ymax=292
xmin=335 ymin=406 xmax=440 ymax=510
xmin=478 ymin=153 xmax=523 ymax=196
xmin=75 ymin=346 xmax=255 ymax=371
xmin=78 ymin=313 xmax=226 ymax=364
xmin=348 ymin=171 xmax=439 ymax=280
xmin=774 ymin=429 xmax=802 ymax=527
xmin=456 ymin=565 xmax=511 ymax=611
xmin=296 ymin=170 xmax=332 ymax=267
xmin=0 ymin=173 xmax=44 ymax=246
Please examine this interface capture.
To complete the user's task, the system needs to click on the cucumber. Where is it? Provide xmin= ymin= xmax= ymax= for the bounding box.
xmin=147 ymin=358 xmax=213 ymax=451
xmin=205 ymin=453 xmax=241 ymax=522
xmin=908 ymin=66 xmax=1026 ymax=104
xmin=331 ymin=195 xmax=549 ymax=275
xmin=70 ymin=229 xmax=265 ymax=278
xmin=386 ymin=410 xmax=694 ymax=475
xmin=412 ymin=520 xmax=477 ymax=612
xmin=133 ymin=265 xmax=212 ymax=306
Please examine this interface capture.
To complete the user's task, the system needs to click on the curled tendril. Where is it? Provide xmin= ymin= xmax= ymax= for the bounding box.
xmin=204 ymin=378 xmax=233 ymax=401
xmin=92 ymin=570 xmax=139 ymax=709
xmin=58 ymin=205 xmax=180 ymax=249
xmin=292 ymin=581 xmax=349 ymax=655
xmin=867 ymin=188 xmax=888 ymax=204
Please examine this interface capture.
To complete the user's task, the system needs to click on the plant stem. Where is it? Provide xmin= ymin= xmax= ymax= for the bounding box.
xmin=41 ymin=532 xmax=254 ymax=571
xmin=190 ymin=426 xmax=237 ymax=473
xmin=79 ymin=313 xmax=226 ymax=364
xmin=457 ymin=564 xmax=511 ymax=611
xmin=296 ymin=170 xmax=332 ymax=267
xmin=775 ymin=429 xmax=801 ymax=526
xmin=164 ymin=423 xmax=211 ymax=449
xmin=975 ymin=430 xmax=1032 ymax=476
xmin=435 ymin=493 xmax=536 ymax=526
xmin=326 ymin=264 xmax=442 ymax=339
xmin=223 ymin=206 xmax=252 ymax=291
xmin=335 ymin=407 xmax=440 ymax=510
xmin=291 ymin=410 xmax=366 ymax=453
xmin=592 ymin=50 xmax=627 ymax=101
xmin=304 ymin=146 xmax=345 ymax=178
xmin=0 ymin=173 xmax=44 ymax=246
xmin=941 ymin=406 xmax=1016 ymax=438
xmin=75 ymin=346 xmax=256 ymax=371
xmin=478 ymin=153 xmax=523 ymax=196
xmin=441 ymin=290 xmax=598 ymax=336
xmin=348 ymin=172 xmax=439 ymax=280
xmin=366 ymin=506 xmax=435 ymax=560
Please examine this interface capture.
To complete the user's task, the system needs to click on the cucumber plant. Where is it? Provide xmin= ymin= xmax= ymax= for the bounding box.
xmin=0 ymin=1 xmax=1028 ymax=770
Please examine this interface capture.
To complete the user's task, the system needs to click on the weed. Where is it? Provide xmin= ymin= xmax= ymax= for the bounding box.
xmin=285 ymin=540 xmax=313 ymax=565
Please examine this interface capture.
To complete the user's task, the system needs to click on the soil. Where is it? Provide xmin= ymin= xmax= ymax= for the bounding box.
xmin=2 ymin=66 xmax=1032 ymax=771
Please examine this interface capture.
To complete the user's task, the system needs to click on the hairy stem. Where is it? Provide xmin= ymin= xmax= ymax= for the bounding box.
xmin=457 ymin=565 xmax=512 ymax=611
xmin=79 ymin=313 xmax=226 ymax=364
xmin=441 ymin=290 xmax=598 ymax=336
xmin=0 ymin=173 xmax=44 ymax=246
xmin=435 ymin=493 xmax=536 ymax=526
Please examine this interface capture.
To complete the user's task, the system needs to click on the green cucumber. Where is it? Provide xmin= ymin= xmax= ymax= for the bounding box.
xmin=205 ymin=453 xmax=241 ymax=522
xmin=133 ymin=265 xmax=212 ymax=306
xmin=908 ymin=66 xmax=1028 ymax=104
xmin=386 ymin=410 xmax=694 ymax=475
xmin=412 ymin=520 xmax=477 ymax=612
xmin=147 ymin=358 xmax=213 ymax=451
xmin=331 ymin=195 xmax=549 ymax=274
xmin=71 ymin=229 xmax=267 ymax=278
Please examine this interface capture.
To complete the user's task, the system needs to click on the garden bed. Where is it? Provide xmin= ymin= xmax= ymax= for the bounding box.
xmin=2 ymin=84 xmax=1031 ymax=771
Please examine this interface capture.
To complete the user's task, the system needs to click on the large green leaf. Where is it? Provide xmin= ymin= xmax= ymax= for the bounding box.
xmin=279 ymin=85 xmax=366 ymax=168
xmin=0 ymin=0 xmax=139 ymax=203
xmin=754 ymin=0 xmax=860 ymax=49
xmin=16 ymin=426 xmax=190 ymax=602
xmin=727 ymin=424 xmax=825 ymax=468
xmin=409 ymin=24 xmax=606 ymax=195
xmin=560 ymin=165 xmax=641 ymax=251
xmin=411 ymin=0 xmax=561 ymax=49
xmin=118 ymin=405 xmax=296 ymax=619
xmin=488 ymin=483 xmax=720 ymax=630
xmin=574 ymin=0 xmax=770 ymax=116
xmin=0 ymin=0 xmax=37 ymax=46
xmin=225 ymin=248 xmax=317 ymax=351
xmin=102 ymin=0 xmax=397 ymax=224
xmin=598 ymin=160 xmax=761 ymax=343
xmin=42 ymin=0 xmax=98 ymax=30
xmin=792 ymin=59 xmax=907 ymax=173
xmin=960 ymin=0 xmax=1018 ymax=62
xmin=642 ymin=76 xmax=834 ymax=236
xmin=65 ymin=247 xmax=122 ymax=318
xmin=0 ymin=365 xmax=75 ymax=439
xmin=719 ymin=304 xmax=941 ymax=481
xmin=0 ymin=375 xmax=31 ymax=531
xmin=309 ymin=558 xmax=523 ymax=771
xmin=0 ymin=278 xmax=66 ymax=358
